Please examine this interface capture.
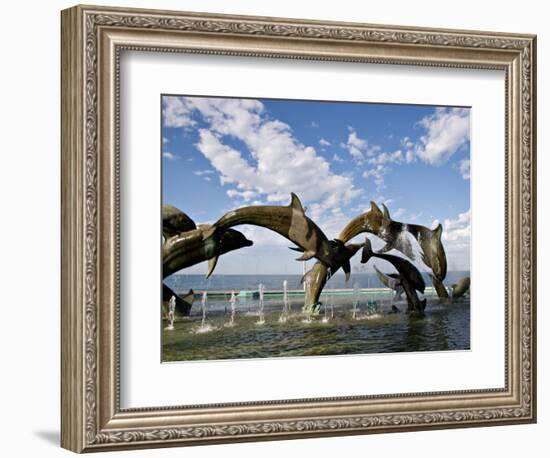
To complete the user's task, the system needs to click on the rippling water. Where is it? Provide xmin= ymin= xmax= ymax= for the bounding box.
xmin=162 ymin=295 xmax=470 ymax=362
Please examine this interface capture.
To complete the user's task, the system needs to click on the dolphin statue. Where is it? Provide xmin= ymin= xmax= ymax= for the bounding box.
xmin=203 ymin=193 xmax=337 ymax=266
xmin=162 ymin=204 xmax=197 ymax=240
xmin=300 ymin=201 xmax=415 ymax=314
xmin=336 ymin=202 xmax=416 ymax=259
xmin=361 ymin=237 xmax=427 ymax=313
xmin=337 ymin=201 xmax=385 ymax=243
xmin=373 ymin=264 xmax=404 ymax=299
xmin=379 ymin=204 xmax=448 ymax=298
xmin=163 ymin=224 xmax=253 ymax=278
xmin=451 ymin=276 xmax=470 ymax=299
xmin=301 ymin=241 xmax=365 ymax=313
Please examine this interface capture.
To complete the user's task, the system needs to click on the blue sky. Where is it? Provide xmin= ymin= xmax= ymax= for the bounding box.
xmin=162 ymin=95 xmax=471 ymax=275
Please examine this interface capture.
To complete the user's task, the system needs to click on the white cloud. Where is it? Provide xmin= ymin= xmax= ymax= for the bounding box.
xmin=408 ymin=211 xmax=422 ymax=222
xmin=226 ymin=189 xmax=258 ymax=201
xmin=435 ymin=208 xmax=471 ymax=271
xmin=162 ymin=97 xmax=196 ymax=128
xmin=174 ymin=97 xmax=360 ymax=219
xmin=362 ymin=165 xmax=388 ymax=191
xmin=458 ymin=158 xmax=470 ymax=180
xmin=441 ymin=209 xmax=471 ymax=247
xmin=319 ymin=138 xmax=331 ymax=147
xmin=393 ymin=207 xmax=406 ymax=219
xmin=162 ymin=152 xmax=178 ymax=160
xmin=332 ymin=153 xmax=344 ymax=163
xmin=367 ymin=149 xmax=404 ymax=166
xmin=391 ymin=207 xmax=421 ymax=222
xmin=341 ymin=127 xmax=371 ymax=163
xmin=193 ymin=169 xmax=215 ymax=176
xmin=311 ymin=121 xmax=319 ymax=128
xmin=162 ymin=137 xmax=169 ymax=144
xmin=414 ymin=107 xmax=470 ymax=165
xmin=373 ymin=195 xmax=395 ymax=207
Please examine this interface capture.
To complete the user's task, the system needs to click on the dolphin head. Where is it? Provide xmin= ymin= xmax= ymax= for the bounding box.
xmin=219 ymin=229 xmax=253 ymax=254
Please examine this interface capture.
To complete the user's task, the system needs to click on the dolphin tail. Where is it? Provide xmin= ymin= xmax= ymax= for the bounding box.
xmin=360 ymin=237 xmax=374 ymax=264
xmin=342 ymin=260 xmax=351 ymax=282
xmin=206 ymin=256 xmax=219 ymax=278
xmin=182 ymin=289 xmax=194 ymax=305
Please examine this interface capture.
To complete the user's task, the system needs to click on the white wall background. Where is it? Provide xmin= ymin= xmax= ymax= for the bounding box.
xmin=0 ymin=0 xmax=546 ymax=456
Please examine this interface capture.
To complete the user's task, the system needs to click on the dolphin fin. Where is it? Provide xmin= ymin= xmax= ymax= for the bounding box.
xmin=370 ymin=201 xmax=382 ymax=214
xmin=342 ymin=260 xmax=351 ymax=282
xmin=289 ymin=193 xmax=305 ymax=214
xmin=206 ymin=256 xmax=219 ymax=278
xmin=381 ymin=203 xmax=392 ymax=221
xmin=288 ymin=246 xmax=304 ymax=252
xmin=433 ymin=223 xmax=443 ymax=240
xmin=296 ymin=251 xmax=315 ymax=261
xmin=361 ymin=237 xmax=374 ymax=264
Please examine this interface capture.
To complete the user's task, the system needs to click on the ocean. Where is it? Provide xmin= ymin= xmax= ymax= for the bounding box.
xmin=164 ymin=271 xmax=470 ymax=294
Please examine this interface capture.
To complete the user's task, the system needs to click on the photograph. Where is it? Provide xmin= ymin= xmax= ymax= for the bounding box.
xmin=161 ymin=95 xmax=472 ymax=362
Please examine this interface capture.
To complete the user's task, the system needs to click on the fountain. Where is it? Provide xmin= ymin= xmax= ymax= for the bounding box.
xmin=352 ymin=283 xmax=360 ymax=319
xmin=165 ymin=295 xmax=176 ymax=330
xmin=257 ymin=283 xmax=265 ymax=325
xmin=321 ymin=300 xmax=329 ymax=323
xmin=228 ymin=290 xmax=237 ymax=326
xmin=279 ymin=280 xmax=291 ymax=323
xmin=195 ymin=291 xmax=212 ymax=333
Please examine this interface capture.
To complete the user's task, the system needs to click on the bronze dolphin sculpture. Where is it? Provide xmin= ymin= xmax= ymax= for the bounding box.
xmin=301 ymin=241 xmax=365 ymax=313
xmin=163 ymin=224 xmax=253 ymax=278
xmin=337 ymin=201 xmax=385 ymax=243
xmin=361 ymin=237 xmax=427 ymax=313
xmin=451 ymin=276 xmax=470 ymax=299
xmin=381 ymin=204 xmax=447 ymax=278
xmin=300 ymin=201 xmax=422 ymax=314
xmin=373 ymin=264 xmax=404 ymax=299
xmin=379 ymin=204 xmax=448 ymax=298
xmin=162 ymin=204 xmax=197 ymax=240
xmin=203 ymin=193 xmax=336 ymax=266
xmin=336 ymin=202 xmax=416 ymax=259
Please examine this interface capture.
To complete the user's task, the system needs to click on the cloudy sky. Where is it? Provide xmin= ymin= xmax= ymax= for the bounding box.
xmin=162 ymin=95 xmax=471 ymax=275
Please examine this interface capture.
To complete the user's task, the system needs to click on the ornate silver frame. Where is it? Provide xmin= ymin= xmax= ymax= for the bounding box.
xmin=61 ymin=4 xmax=537 ymax=453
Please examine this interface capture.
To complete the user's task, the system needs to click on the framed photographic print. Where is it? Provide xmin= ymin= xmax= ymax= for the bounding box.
xmin=61 ymin=4 xmax=537 ymax=453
